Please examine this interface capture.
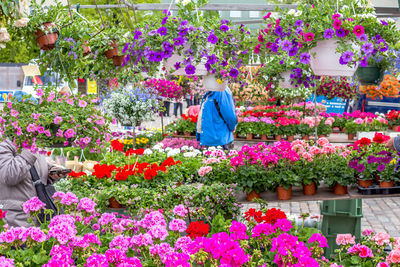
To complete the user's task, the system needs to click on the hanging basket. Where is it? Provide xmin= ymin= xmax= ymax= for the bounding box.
xmin=279 ymin=70 xmax=296 ymax=89
xmin=113 ymin=55 xmax=125 ymax=67
xmin=35 ymin=22 xmax=58 ymax=51
xmin=164 ymin=43 xmax=207 ymax=76
xmin=310 ymin=40 xmax=358 ymax=77
xmin=203 ymin=74 xmax=227 ymax=92
xmin=356 ymin=65 xmax=385 ymax=85
xmin=104 ymin=40 xmax=118 ymax=59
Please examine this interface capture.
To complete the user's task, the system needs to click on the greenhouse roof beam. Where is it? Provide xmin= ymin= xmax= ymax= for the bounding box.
xmin=70 ymin=3 xmax=400 ymax=16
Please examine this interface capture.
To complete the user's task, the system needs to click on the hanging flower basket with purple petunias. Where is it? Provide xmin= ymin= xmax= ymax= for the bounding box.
xmin=256 ymin=0 xmax=400 ymax=78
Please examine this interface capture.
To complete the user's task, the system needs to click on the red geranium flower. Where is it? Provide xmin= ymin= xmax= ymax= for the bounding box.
xmin=0 ymin=209 xmax=7 ymax=220
xmin=92 ymin=164 xmax=116 ymax=179
xmin=262 ymin=208 xmax=287 ymax=225
xmin=186 ymin=221 xmax=210 ymax=239
xmin=354 ymin=137 xmax=371 ymax=149
xmin=68 ymin=171 xmax=87 ymax=178
xmin=373 ymin=132 xmax=390 ymax=144
xmin=111 ymin=140 xmax=124 ymax=152
xmin=125 ymin=148 xmax=145 ymax=156
xmin=244 ymin=208 xmax=263 ymax=223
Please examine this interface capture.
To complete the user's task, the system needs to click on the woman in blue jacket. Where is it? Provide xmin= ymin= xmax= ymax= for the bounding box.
xmin=196 ymin=87 xmax=237 ymax=149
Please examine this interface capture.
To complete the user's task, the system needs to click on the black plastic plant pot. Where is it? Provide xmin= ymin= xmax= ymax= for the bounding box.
xmin=356 ymin=65 xmax=385 ymax=85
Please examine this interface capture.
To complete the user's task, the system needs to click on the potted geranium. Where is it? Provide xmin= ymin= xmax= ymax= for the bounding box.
xmin=294 ymin=161 xmax=319 ymax=196
xmin=235 ymin=164 xmax=268 ymax=201
xmin=324 ymin=154 xmax=356 ymax=195
xmin=269 ymin=167 xmax=299 ymax=200
xmin=0 ymin=86 xmax=112 ymax=153
xmin=344 ymin=121 xmax=359 ymax=140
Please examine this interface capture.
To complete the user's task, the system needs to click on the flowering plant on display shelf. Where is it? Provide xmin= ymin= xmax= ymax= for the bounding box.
xmin=103 ymin=87 xmax=160 ymax=128
xmin=0 ymin=86 xmax=112 ymax=153
xmin=316 ymin=76 xmax=358 ymax=100
xmin=144 ymin=78 xmax=188 ymax=100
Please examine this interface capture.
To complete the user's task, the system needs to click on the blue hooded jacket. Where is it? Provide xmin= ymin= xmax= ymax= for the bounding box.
xmin=196 ymin=87 xmax=237 ymax=146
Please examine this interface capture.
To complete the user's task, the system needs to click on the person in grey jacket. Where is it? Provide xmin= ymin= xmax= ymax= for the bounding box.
xmin=387 ymin=137 xmax=400 ymax=152
xmin=0 ymin=139 xmax=66 ymax=227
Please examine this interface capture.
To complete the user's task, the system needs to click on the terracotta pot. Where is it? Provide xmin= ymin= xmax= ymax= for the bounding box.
xmin=302 ymin=135 xmax=309 ymax=140
xmin=302 ymin=182 xmax=317 ymax=196
xmin=380 ymin=180 xmax=395 ymax=188
xmin=348 ymin=133 xmax=355 ymax=140
xmin=333 ymin=127 xmax=340 ymax=131
xmin=104 ymin=40 xmax=118 ymax=59
xmin=35 ymin=22 xmax=57 ymax=38
xmin=375 ymin=175 xmax=381 ymax=182
xmin=287 ymin=135 xmax=294 ymax=142
xmin=277 ymin=186 xmax=292 ymax=200
xmin=184 ymin=132 xmax=191 ymax=137
xmin=246 ymin=190 xmax=261 ymax=202
xmin=393 ymin=125 xmax=400 ymax=132
xmin=261 ymin=134 xmax=268 ymax=141
xmin=358 ymin=179 xmax=373 ymax=188
xmin=246 ymin=134 xmax=253 ymax=140
xmin=233 ymin=133 xmax=238 ymax=139
xmin=275 ymin=135 xmax=282 ymax=141
xmin=333 ymin=184 xmax=348 ymax=195
xmin=37 ymin=32 xmax=59 ymax=50
xmin=109 ymin=197 xmax=123 ymax=208
xmin=82 ymin=41 xmax=91 ymax=56
xmin=113 ymin=55 xmax=125 ymax=67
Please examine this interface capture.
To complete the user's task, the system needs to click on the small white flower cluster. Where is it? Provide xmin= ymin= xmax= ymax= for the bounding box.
xmin=287 ymin=9 xmax=302 ymax=17
xmin=175 ymin=0 xmax=191 ymax=6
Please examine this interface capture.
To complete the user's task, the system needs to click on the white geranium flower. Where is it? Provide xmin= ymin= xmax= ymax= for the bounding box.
xmin=208 ymin=146 xmax=216 ymax=151
xmin=0 ymin=28 xmax=10 ymax=43
xmin=165 ymin=147 xmax=172 ymax=152
xmin=143 ymin=149 xmax=153 ymax=155
xmin=181 ymin=145 xmax=189 ymax=151
xmin=183 ymin=152 xmax=196 ymax=157
xmin=167 ymin=149 xmax=180 ymax=157
xmin=288 ymin=9 xmax=296 ymax=15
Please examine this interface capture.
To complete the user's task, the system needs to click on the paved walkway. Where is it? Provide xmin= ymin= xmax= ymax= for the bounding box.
xmin=242 ymin=197 xmax=400 ymax=237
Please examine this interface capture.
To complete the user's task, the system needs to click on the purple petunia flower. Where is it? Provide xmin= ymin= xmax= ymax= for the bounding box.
xmin=358 ymin=34 xmax=368 ymax=42
xmin=161 ymin=17 xmax=168 ymax=25
xmin=299 ymin=52 xmax=311 ymax=64
xmin=339 ymin=51 xmax=353 ymax=64
xmin=157 ymin=27 xmax=168 ymax=36
xmin=356 ymin=164 xmax=365 ymax=173
xmin=294 ymin=20 xmax=303 ymax=27
xmin=148 ymin=30 xmax=157 ymax=36
xmin=359 ymin=57 xmax=368 ymax=67
xmin=361 ymin=42 xmax=374 ymax=55
xmin=380 ymin=20 xmax=388 ymax=26
xmin=207 ymin=34 xmax=219 ymax=44
xmin=179 ymin=28 xmax=188 ymax=36
xmin=288 ymin=47 xmax=298 ymax=57
xmin=173 ymin=37 xmax=185 ymax=46
xmin=336 ymin=29 xmax=346 ymax=38
xmin=220 ymin=24 xmax=229 ymax=32
xmin=275 ymin=26 xmax=283 ymax=36
xmin=207 ymin=54 xmax=218 ymax=64
xmin=271 ymin=43 xmax=279 ymax=53
xmin=229 ymin=68 xmax=239 ymax=78
xmin=323 ymin=28 xmax=334 ymax=39
xmin=279 ymin=39 xmax=293 ymax=52
xmin=185 ymin=64 xmax=196 ymax=75
xmin=163 ymin=42 xmax=174 ymax=52
xmin=133 ymin=30 xmax=142 ymax=40
xmin=174 ymin=62 xmax=181 ymax=70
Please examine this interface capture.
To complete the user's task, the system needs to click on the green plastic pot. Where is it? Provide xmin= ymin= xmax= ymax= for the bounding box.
xmin=356 ymin=65 xmax=385 ymax=85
